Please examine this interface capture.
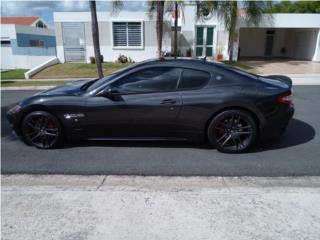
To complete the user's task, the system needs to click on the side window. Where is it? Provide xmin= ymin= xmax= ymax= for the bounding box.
xmin=112 ymin=67 xmax=181 ymax=93
xmin=178 ymin=69 xmax=210 ymax=90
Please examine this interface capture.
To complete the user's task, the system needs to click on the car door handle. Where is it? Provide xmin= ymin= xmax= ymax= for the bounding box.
xmin=161 ymin=99 xmax=176 ymax=104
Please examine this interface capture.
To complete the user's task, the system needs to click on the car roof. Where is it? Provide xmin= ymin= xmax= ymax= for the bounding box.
xmin=131 ymin=58 xmax=220 ymax=72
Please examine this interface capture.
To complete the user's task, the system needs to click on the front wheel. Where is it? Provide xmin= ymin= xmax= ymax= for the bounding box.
xmin=21 ymin=111 xmax=63 ymax=149
xmin=207 ymin=110 xmax=258 ymax=153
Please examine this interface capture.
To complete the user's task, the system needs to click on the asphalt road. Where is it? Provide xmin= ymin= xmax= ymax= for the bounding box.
xmin=1 ymin=86 xmax=318 ymax=176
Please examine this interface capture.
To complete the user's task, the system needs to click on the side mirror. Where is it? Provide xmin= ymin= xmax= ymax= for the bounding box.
xmin=99 ymin=87 xmax=120 ymax=99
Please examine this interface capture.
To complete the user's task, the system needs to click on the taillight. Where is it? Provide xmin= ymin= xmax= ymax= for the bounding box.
xmin=277 ymin=91 xmax=293 ymax=104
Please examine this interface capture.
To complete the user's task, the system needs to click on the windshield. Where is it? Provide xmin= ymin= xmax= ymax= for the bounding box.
xmin=86 ymin=62 xmax=142 ymax=92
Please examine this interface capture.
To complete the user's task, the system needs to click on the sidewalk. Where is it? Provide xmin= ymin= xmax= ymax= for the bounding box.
xmin=2 ymin=175 xmax=320 ymax=240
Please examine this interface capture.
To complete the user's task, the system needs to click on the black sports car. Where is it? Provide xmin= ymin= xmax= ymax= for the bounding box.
xmin=7 ymin=59 xmax=294 ymax=153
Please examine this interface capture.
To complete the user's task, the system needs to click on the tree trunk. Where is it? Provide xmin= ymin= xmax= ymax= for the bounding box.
xmin=227 ymin=1 xmax=238 ymax=61
xmin=156 ymin=1 xmax=164 ymax=59
xmin=90 ymin=0 xmax=103 ymax=78
xmin=228 ymin=31 xmax=234 ymax=61
xmin=174 ymin=1 xmax=178 ymax=59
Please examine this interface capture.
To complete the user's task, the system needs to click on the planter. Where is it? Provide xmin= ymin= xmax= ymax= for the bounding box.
xmin=186 ymin=49 xmax=192 ymax=57
xmin=217 ymin=53 xmax=223 ymax=61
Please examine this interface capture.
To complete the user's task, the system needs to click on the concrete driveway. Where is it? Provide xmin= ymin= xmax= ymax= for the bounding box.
xmin=240 ymin=59 xmax=320 ymax=74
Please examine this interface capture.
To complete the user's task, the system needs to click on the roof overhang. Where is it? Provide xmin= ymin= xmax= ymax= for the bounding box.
xmin=239 ymin=13 xmax=320 ymax=29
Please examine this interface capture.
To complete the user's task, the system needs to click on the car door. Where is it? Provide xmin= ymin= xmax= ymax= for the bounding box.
xmin=176 ymin=68 xmax=213 ymax=135
xmin=109 ymin=67 xmax=183 ymax=138
xmin=84 ymin=91 xmax=132 ymax=138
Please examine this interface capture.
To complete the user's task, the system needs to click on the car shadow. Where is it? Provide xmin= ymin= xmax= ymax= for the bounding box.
xmin=62 ymin=118 xmax=315 ymax=152
xmin=254 ymin=118 xmax=315 ymax=152
xmin=63 ymin=139 xmax=210 ymax=149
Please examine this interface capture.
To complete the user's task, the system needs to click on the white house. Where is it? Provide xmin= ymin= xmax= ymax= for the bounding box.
xmin=53 ymin=3 xmax=320 ymax=63
xmin=0 ymin=16 xmax=56 ymax=69
xmin=54 ymin=11 xmax=172 ymax=63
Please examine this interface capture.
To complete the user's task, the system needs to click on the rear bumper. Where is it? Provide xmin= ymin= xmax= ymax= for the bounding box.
xmin=260 ymin=104 xmax=294 ymax=140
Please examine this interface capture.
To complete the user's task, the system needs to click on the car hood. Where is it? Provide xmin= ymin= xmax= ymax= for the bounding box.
xmin=38 ymin=79 xmax=91 ymax=96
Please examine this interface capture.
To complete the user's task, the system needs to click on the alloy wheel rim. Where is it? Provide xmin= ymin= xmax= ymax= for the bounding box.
xmin=214 ymin=114 xmax=253 ymax=151
xmin=23 ymin=115 xmax=59 ymax=148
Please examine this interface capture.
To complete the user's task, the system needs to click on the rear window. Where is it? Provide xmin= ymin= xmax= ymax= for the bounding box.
xmin=178 ymin=69 xmax=210 ymax=90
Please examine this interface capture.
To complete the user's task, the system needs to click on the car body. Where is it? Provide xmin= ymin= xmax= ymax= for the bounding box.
xmin=7 ymin=58 xmax=294 ymax=152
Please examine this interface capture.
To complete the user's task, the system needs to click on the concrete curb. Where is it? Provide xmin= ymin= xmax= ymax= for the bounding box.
xmin=1 ymin=78 xmax=93 ymax=81
xmin=2 ymin=175 xmax=320 ymax=191
xmin=1 ymin=85 xmax=55 ymax=90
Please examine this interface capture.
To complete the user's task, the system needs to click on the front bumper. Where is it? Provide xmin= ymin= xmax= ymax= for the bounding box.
xmin=6 ymin=110 xmax=23 ymax=138
xmin=260 ymin=104 xmax=294 ymax=140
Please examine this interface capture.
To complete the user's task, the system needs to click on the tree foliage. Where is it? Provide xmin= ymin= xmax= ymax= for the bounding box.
xmin=266 ymin=1 xmax=320 ymax=14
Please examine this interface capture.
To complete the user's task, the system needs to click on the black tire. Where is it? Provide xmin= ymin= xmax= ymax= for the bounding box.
xmin=21 ymin=111 xmax=63 ymax=149
xmin=207 ymin=109 xmax=258 ymax=153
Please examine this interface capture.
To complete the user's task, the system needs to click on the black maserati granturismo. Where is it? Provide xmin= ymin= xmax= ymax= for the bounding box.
xmin=7 ymin=59 xmax=294 ymax=153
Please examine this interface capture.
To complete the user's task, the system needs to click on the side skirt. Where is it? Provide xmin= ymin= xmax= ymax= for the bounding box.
xmin=87 ymin=137 xmax=188 ymax=141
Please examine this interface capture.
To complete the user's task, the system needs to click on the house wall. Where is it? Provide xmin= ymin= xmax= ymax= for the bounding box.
xmin=178 ymin=5 xmax=228 ymax=59
xmin=1 ymin=45 xmax=13 ymax=69
xmin=54 ymin=11 xmax=172 ymax=63
xmin=314 ymin=29 xmax=320 ymax=61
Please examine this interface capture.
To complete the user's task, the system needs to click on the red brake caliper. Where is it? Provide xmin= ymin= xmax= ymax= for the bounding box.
xmin=47 ymin=120 xmax=56 ymax=129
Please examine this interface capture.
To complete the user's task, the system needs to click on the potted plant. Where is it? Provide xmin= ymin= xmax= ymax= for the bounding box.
xmin=186 ymin=48 xmax=192 ymax=57
xmin=216 ymin=46 xmax=224 ymax=61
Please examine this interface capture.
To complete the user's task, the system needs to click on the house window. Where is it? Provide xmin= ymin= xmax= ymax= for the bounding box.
xmin=1 ymin=40 xmax=11 ymax=46
xmin=112 ymin=22 xmax=143 ymax=48
xmin=196 ymin=26 xmax=214 ymax=57
xmin=29 ymin=40 xmax=45 ymax=47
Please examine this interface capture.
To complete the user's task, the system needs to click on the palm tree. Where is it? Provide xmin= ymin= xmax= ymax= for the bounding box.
xmin=173 ymin=1 xmax=178 ymax=58
xmin=148 ymin=0 xmax=185 ymax=59
xmin=90 ymin=0 xmax=103 ymax=78
xmin=197 ymin=1 xmax=270 ymax=61
xmin=168 ymin=1 xmax=185 ymax=58
xmin=147 ymin=1 xmax=165 ymax=58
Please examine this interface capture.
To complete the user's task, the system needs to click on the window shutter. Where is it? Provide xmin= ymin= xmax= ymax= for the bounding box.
xmin=113 ymin=22 xmax=127 ymax=47
xmin=113 ymin=22 xmax=142 ymax=48
xmin=128 ymin=22 xmax=142 ymax=47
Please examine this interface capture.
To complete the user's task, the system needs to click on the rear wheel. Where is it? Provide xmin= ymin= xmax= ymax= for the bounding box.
xmin=207 ymin=110 xmax=258 ymax=153
xmin=21 ymin=111 xmax=63 ymax=149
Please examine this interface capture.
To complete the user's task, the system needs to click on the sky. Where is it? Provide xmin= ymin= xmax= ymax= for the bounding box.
xmin=1 ymin=0 xmax=147 ymax=26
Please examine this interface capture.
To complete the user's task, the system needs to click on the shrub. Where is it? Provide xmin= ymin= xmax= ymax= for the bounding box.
xmin=89 ymin=55 xmax=104 ymax=64
xmin=116 ymin=54 xmax=128 ymax=63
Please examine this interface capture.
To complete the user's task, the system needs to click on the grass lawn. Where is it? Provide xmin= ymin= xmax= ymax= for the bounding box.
xmin=1 ymin=69 xmax=28 ymax=80
xmin=33 ymin=62 xmax=131 ymax=79
xmin=1 ymin=80 xmax=71 ymax=87
xmin=221 ymin=61 xmax=259 ymax=74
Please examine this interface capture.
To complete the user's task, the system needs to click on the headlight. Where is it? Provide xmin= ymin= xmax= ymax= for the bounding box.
xmin=8 ymin=105 xmax=22 ymax=114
